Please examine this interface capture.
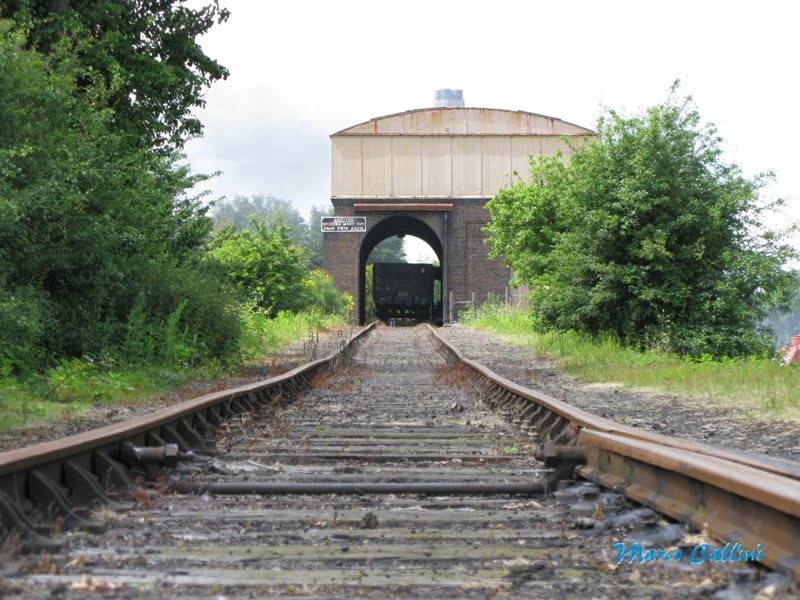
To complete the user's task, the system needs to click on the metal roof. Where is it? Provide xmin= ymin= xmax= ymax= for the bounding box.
xmin=332 ymin=107 xmax=594 ymax=137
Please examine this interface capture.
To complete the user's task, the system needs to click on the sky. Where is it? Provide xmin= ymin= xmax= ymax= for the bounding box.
xmin=184 ymin=0 xmax=800 ymax=262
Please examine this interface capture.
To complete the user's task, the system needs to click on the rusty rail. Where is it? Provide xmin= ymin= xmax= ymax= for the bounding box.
xmin=0 ymin=324 xmax=375 ymax=548
xmin=425 ymin=324 xmax=800 ymax=579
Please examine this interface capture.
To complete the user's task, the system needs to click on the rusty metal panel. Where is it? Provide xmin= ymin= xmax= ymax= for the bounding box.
xmin=391 ymin=137 xmax=422 ymax=196
xmin=375 ymin=114 xmax=405 ymax=134
xmin=467 ymin=109 xmax=529 ymax=135
xmin=511 ymin=137 xmax=542 ymax=181
xmin=481 ymin=137 xmax=512 ymax=196
xmin=362 ymin=137 xmax=392 ymax=196
xmin=451 ymin=137 xmax=481 ymax=196
xmin=404 ymin=109 xmax=467 ymax=135
xmin=421 ymin=137 xmax=452 ymax=196
xmin=331 ymin=137 xmax=362 ymax=197
xmin=529 ymin=115 xmax=557 ymax=135
xmin=539 ymin=136 xmax=565 ymax=157
xmin=333 ymin=108 xmax=595 ymax=137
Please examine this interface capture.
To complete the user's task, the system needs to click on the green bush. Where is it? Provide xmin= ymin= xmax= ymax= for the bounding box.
xmin=485 ymin=85 xmax=797 ymax=358
xmin=304 ymin=269 xmax=352 ymax=316
xmin=0 ymin=283 xmax=51 ymax=375
xmin=115 ymin=260 xmax=242 ymax=368
xmin=206 ymin=217 xmax=309 ymax=315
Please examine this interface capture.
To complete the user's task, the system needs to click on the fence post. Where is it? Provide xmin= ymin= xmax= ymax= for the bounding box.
xmin=471 ymin=291 xmax=476 ymax=320
xmin=448 ymin=291 xmax=453 ymax=323
xmin=505 ymin=286 xmax=509 ymax=305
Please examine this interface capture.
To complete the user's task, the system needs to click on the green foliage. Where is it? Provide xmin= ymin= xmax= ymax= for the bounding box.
xmin=466 ymin=303 xmax=800 ymax=420
xmin=367 ymin=237 xmax=407 ymax=264
xmin=0 ymin=28 xmax=223 ymax=366
xmin=238 ymin=308 xmax=347 ymax=362
xmin=766 ymin=270 xmax=800 ymax=345
xmin=211 ymin=195 xmax=333 ymax=269
xmin=485 ymin=86 xmax=797 ymax=357
xmin=304 ymin=269 xmax=352 ymax=316
xmin=306 ymin=204 xmax=333 ymax=268
xmin=364 ymin=264 xmax=376 ymax=322
xmin=1 ymin=0 xmax=230 ymax=151
xmin=206 ymin=217 xmax=310 ymax=315
xmin=0 ymin=283 xmax=50 ymax=376
xmin=115 ymin=259 xmax=242 ymax=367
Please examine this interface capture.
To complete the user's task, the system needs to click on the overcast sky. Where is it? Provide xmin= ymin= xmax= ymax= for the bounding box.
xmin=184 ymin=0 xmax=799 ymax=262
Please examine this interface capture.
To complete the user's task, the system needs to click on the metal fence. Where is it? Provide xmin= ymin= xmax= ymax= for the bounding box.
xmin=447 ymin=286 xmax=528 ymax=322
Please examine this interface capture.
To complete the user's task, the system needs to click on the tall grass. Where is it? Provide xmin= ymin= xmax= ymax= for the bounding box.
xmin=0 ymin=308 xmax=347 ymax=433
xmin=463 ymin=302 xmax=800 ymax=420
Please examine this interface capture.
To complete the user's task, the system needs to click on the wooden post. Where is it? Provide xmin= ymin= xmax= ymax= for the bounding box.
xmin=448 ymin=291 xmax=453 ymax=323
xmin=471 ymin=291 xmax=476 ymax=320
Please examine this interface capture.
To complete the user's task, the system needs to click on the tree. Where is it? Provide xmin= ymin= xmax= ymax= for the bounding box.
xmin=485 ymin=86 xmax=796 ymax=357
xmin=205 ymin=218 xmax=309 ymax=315
xmin=212 ymin=195 xmax=332 ymax=267
xmin=0 ymin=0 xmax=230 ymax=152
xmin=306 ymin=204 xmax=332 ymax=268
xmin=212 ymin=195 xmax=306 ymax=235
xmin=0 ymin=26 xmax=232 ymax=366
xmin=367 ymin=237 xmax=407 ymax=264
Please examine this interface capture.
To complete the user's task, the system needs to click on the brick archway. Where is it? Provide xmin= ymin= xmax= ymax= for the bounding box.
xmin=358 ymin=214 xmax=444 ymax=325
xmin=324 ymin=106 xmax=593 ymax=324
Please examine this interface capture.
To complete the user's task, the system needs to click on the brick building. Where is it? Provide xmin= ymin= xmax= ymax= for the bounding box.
xmin=323 ymin=104 xmax=593 ymax=324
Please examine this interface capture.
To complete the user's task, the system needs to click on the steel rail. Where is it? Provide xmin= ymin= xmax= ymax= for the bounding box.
xmin=0 ymin=323 xmax=375 ymax=546
xmin=425 ymin=324 xmax=800 ymax=579
xmin=425 ymin=324 xmax=800 ymax=480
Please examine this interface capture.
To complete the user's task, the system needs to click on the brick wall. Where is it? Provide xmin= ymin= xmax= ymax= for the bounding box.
xmin=324 ymin=199 xmax=509 ymax=323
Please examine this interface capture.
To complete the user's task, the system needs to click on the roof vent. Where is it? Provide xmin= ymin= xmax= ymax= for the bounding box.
xmin=434 ymin=89 xmax=464 ymax=108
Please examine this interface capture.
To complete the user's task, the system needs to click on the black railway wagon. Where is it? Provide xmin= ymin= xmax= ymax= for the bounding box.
xmin=373 ymin=263 xmax=435 ymax=322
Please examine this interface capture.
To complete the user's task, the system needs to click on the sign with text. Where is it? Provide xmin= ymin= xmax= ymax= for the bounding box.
xmin=321 ymin=216 xmax=366 ymax=233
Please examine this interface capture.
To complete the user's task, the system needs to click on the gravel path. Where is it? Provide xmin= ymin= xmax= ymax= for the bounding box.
xmin=438 ymin=325 xmax=800 ymax=463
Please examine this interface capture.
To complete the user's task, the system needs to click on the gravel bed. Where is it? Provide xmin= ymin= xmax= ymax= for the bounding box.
xmin=2 ymin=325 xmax=788 ymax=599
xmin=438 ymin=324 xmax=800 ymax=462
xmin=0 ymin=326 xmax=355 ymax=453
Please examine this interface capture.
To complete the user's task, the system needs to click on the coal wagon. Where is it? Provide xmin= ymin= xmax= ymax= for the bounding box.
xmin=372 ymin=263 xmax=437 ymax=322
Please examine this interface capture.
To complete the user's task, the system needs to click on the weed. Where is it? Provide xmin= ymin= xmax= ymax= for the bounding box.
xmin=467 ymin=304 xmax=800 ymax=420
xmin=126 ymin=477 xmax=153 ymax=509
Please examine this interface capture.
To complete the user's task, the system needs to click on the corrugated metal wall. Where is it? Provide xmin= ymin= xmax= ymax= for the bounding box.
xmin=331 ymin=108 xmax=593 ymax=199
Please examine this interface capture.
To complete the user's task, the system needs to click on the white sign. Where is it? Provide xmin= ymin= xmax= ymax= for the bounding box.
xmin=321 ymin=216 xmax=366 ymax=232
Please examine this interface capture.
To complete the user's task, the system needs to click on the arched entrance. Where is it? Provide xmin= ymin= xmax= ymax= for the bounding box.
xmin=358 ymin=215 xmax=444 ymax=325
xmin=325 ymin=107 xmax=593 ymax=325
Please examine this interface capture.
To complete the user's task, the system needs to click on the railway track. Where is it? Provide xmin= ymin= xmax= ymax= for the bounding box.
xmin=0 ymin=325 xmax=797 ymax=598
